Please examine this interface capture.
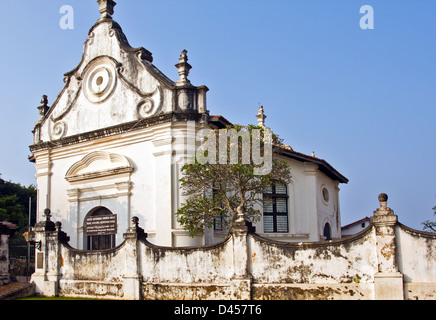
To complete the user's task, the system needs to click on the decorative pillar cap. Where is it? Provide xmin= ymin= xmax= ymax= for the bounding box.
xmin=97 ymin=0 xmax=117 ymax=20
xmin=44 ymin=208 xmax=52 ymax=220
xmin=34 ymin=208 xmax=56 ymax=232
xmin=37 ymin=95 xmax=49 ymax=119
xmin=175 ymin=50 xmax=192 ymax=86
xmin=378 ymin=193 xmax=388 ymax=203
xmin=256 ymin=106 xmax=267 ymax=127
xmin=376 ymin=193 xmax=391 ymax=212
xmin=54 ymin=221 xmax=70 ymax=242
xmin=124 ymin=216 xmax=147 ymax=240
xmin=372 ymin=193 xmax=397 ymax=225
xmin=55 ymin=221 xmax=62 ymax=231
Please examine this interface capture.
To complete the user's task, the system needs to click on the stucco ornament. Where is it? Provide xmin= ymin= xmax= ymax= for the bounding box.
xmin=137 ymin=98 xmax=155 ymax=118
xmin=83 ymin=63 xmax=117 ymax=103
xmin=51 ymin=121 xmax=67 ymax=140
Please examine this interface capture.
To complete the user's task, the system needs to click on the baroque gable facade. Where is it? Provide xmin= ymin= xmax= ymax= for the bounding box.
xmin=29 ymin=1 xmax=348 ymax=249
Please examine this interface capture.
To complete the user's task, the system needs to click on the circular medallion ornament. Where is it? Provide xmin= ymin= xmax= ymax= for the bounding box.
xmin=83 ymin=63 xmax=117 ymax=103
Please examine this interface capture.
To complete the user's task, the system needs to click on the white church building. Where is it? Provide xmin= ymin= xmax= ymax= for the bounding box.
xmin=29 ymin=0 xmax=348 ymax=250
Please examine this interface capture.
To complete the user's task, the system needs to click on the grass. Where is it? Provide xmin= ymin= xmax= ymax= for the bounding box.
xmin=17 ymin=296 xmax=106 ymax=300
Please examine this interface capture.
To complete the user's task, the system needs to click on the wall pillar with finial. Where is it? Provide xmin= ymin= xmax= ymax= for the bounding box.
xmin=31 ymin=208 xmax=56 ymax=296
xmin=371 ymin=193 xmax=404 ymax=300
xmin=173 ymin=49 xmax=209 ymax=114
xmin=122 ymin=217 xmax=147 ymax=300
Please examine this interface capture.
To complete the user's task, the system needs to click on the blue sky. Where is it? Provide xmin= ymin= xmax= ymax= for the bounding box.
xmin=0 ymin=0 xmax=434 ymax=229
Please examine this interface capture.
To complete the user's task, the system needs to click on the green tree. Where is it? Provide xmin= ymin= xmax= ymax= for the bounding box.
xmin=175 ymin=124 xmax=292 ymax=237
xmin=422 ymin=201 xmax=436 ymax=232
xmin=0 ymin=175 xmax=37 ymax=229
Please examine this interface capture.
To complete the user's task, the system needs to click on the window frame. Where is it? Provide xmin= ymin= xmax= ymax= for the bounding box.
xmin=263 ymin=184 xmax=289 ymax=233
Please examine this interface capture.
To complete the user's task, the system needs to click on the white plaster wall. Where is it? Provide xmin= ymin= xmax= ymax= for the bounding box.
xmin=288 ymin=159 xmax=312 ymax=237
xmin=249 ymin=230 xmax=378 ymax=285
xmin=33 ymin=122 xmax=208 ymax=249
xmin=34 ymin=132 xmax=157 ymax=249
xmin=139 ymin=238 xmax=234 ymax=284
xmin=316 ymin=171 xmax=341 ymax=239
xmin=60 ymin=243 xmax=126 ymax=282
xmin=396 ymin=225 xmax=436 ymax=282
xmin=342 ymin=219 xmax=371 ymax=236
xmin=34 ymin=219 xmax=436 ymax=300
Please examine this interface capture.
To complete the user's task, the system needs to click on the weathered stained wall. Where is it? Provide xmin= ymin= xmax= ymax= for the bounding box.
xmin=58 ymin=242 xmax=127 ymax=299
xmin=396 ymin=224 xmax=436 ymax=300
xmin=31 ymin=196 xmax=436 ymax=300
xmin=140 ymin=239 xmax=234 ymax=284
xmin=0 ymin=234 xmax=10 ymax=285
xmin=0 ymin=224 xmax=11 ymax=286
xmin=249 ymin=229 xmax=377 ymax=300
xmin=140 ymin=237 xmax=237 ymax=300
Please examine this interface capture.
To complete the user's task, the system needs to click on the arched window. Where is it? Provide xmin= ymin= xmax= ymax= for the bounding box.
xmin=323 ymin=223 xmax=332 ymax=241
xmin=85 ymin=207 xmax=116 ymax=250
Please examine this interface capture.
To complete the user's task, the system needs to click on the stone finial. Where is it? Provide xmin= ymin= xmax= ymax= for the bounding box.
xmin=256 ymin=106 xmax=267 ymax=127
xmin=97 ymin=0 xmax=117 ymax=20
xmin=54 ymin=220 xmax=70 ymax=242
xmin=37 ymin=95 xmax=49 ymax=118
xmin=373 ymin=193 xmax=394 ymax=216
xmin=175 ymin=49 xmax=192 ymax=86
xmin=34 ymin=208 xmax=56 ymax=232
xmin=131 ymin=216 xmax=140 ymax=230
xmin=55 ymin=221 xmax=62 ymax=231
xmin=44 ymin=208 xmax=52 ymax=221
xmin=124 ymin=216 xmax=147 ymax=240
xmin=378 ymin=193 xmax=388 ymax=207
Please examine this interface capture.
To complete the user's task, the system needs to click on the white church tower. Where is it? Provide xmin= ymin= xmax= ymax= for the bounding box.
xmin=29 ymin=0 xmax=348 ymax=249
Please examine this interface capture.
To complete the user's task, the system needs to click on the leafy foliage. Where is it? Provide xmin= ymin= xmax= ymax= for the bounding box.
xmin=422 ymin=202 xmax=436 ymax=232
xmin=0 ymin=175 xmax=37 ymax=229
xmin=176 ymin=125 xmax=291 ymax=237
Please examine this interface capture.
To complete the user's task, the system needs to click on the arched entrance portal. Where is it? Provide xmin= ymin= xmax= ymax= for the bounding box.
xmin=323 ymin=223 xmax=332 ymax=241
xmin=85 ymin=207 xmax=117 ymax=250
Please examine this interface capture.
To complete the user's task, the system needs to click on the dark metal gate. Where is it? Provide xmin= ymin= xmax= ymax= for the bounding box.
xmin=8 ymin=226 xmax=34 ymax=279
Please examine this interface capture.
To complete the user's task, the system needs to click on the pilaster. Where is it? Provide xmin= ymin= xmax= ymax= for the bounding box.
xmin=34 ymin=152 xmax=53 ymax=221
xmin=152 ymin=132 xmax=174 ymax=246
xmin=304 ymin=162 xmax=319 ymax=240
